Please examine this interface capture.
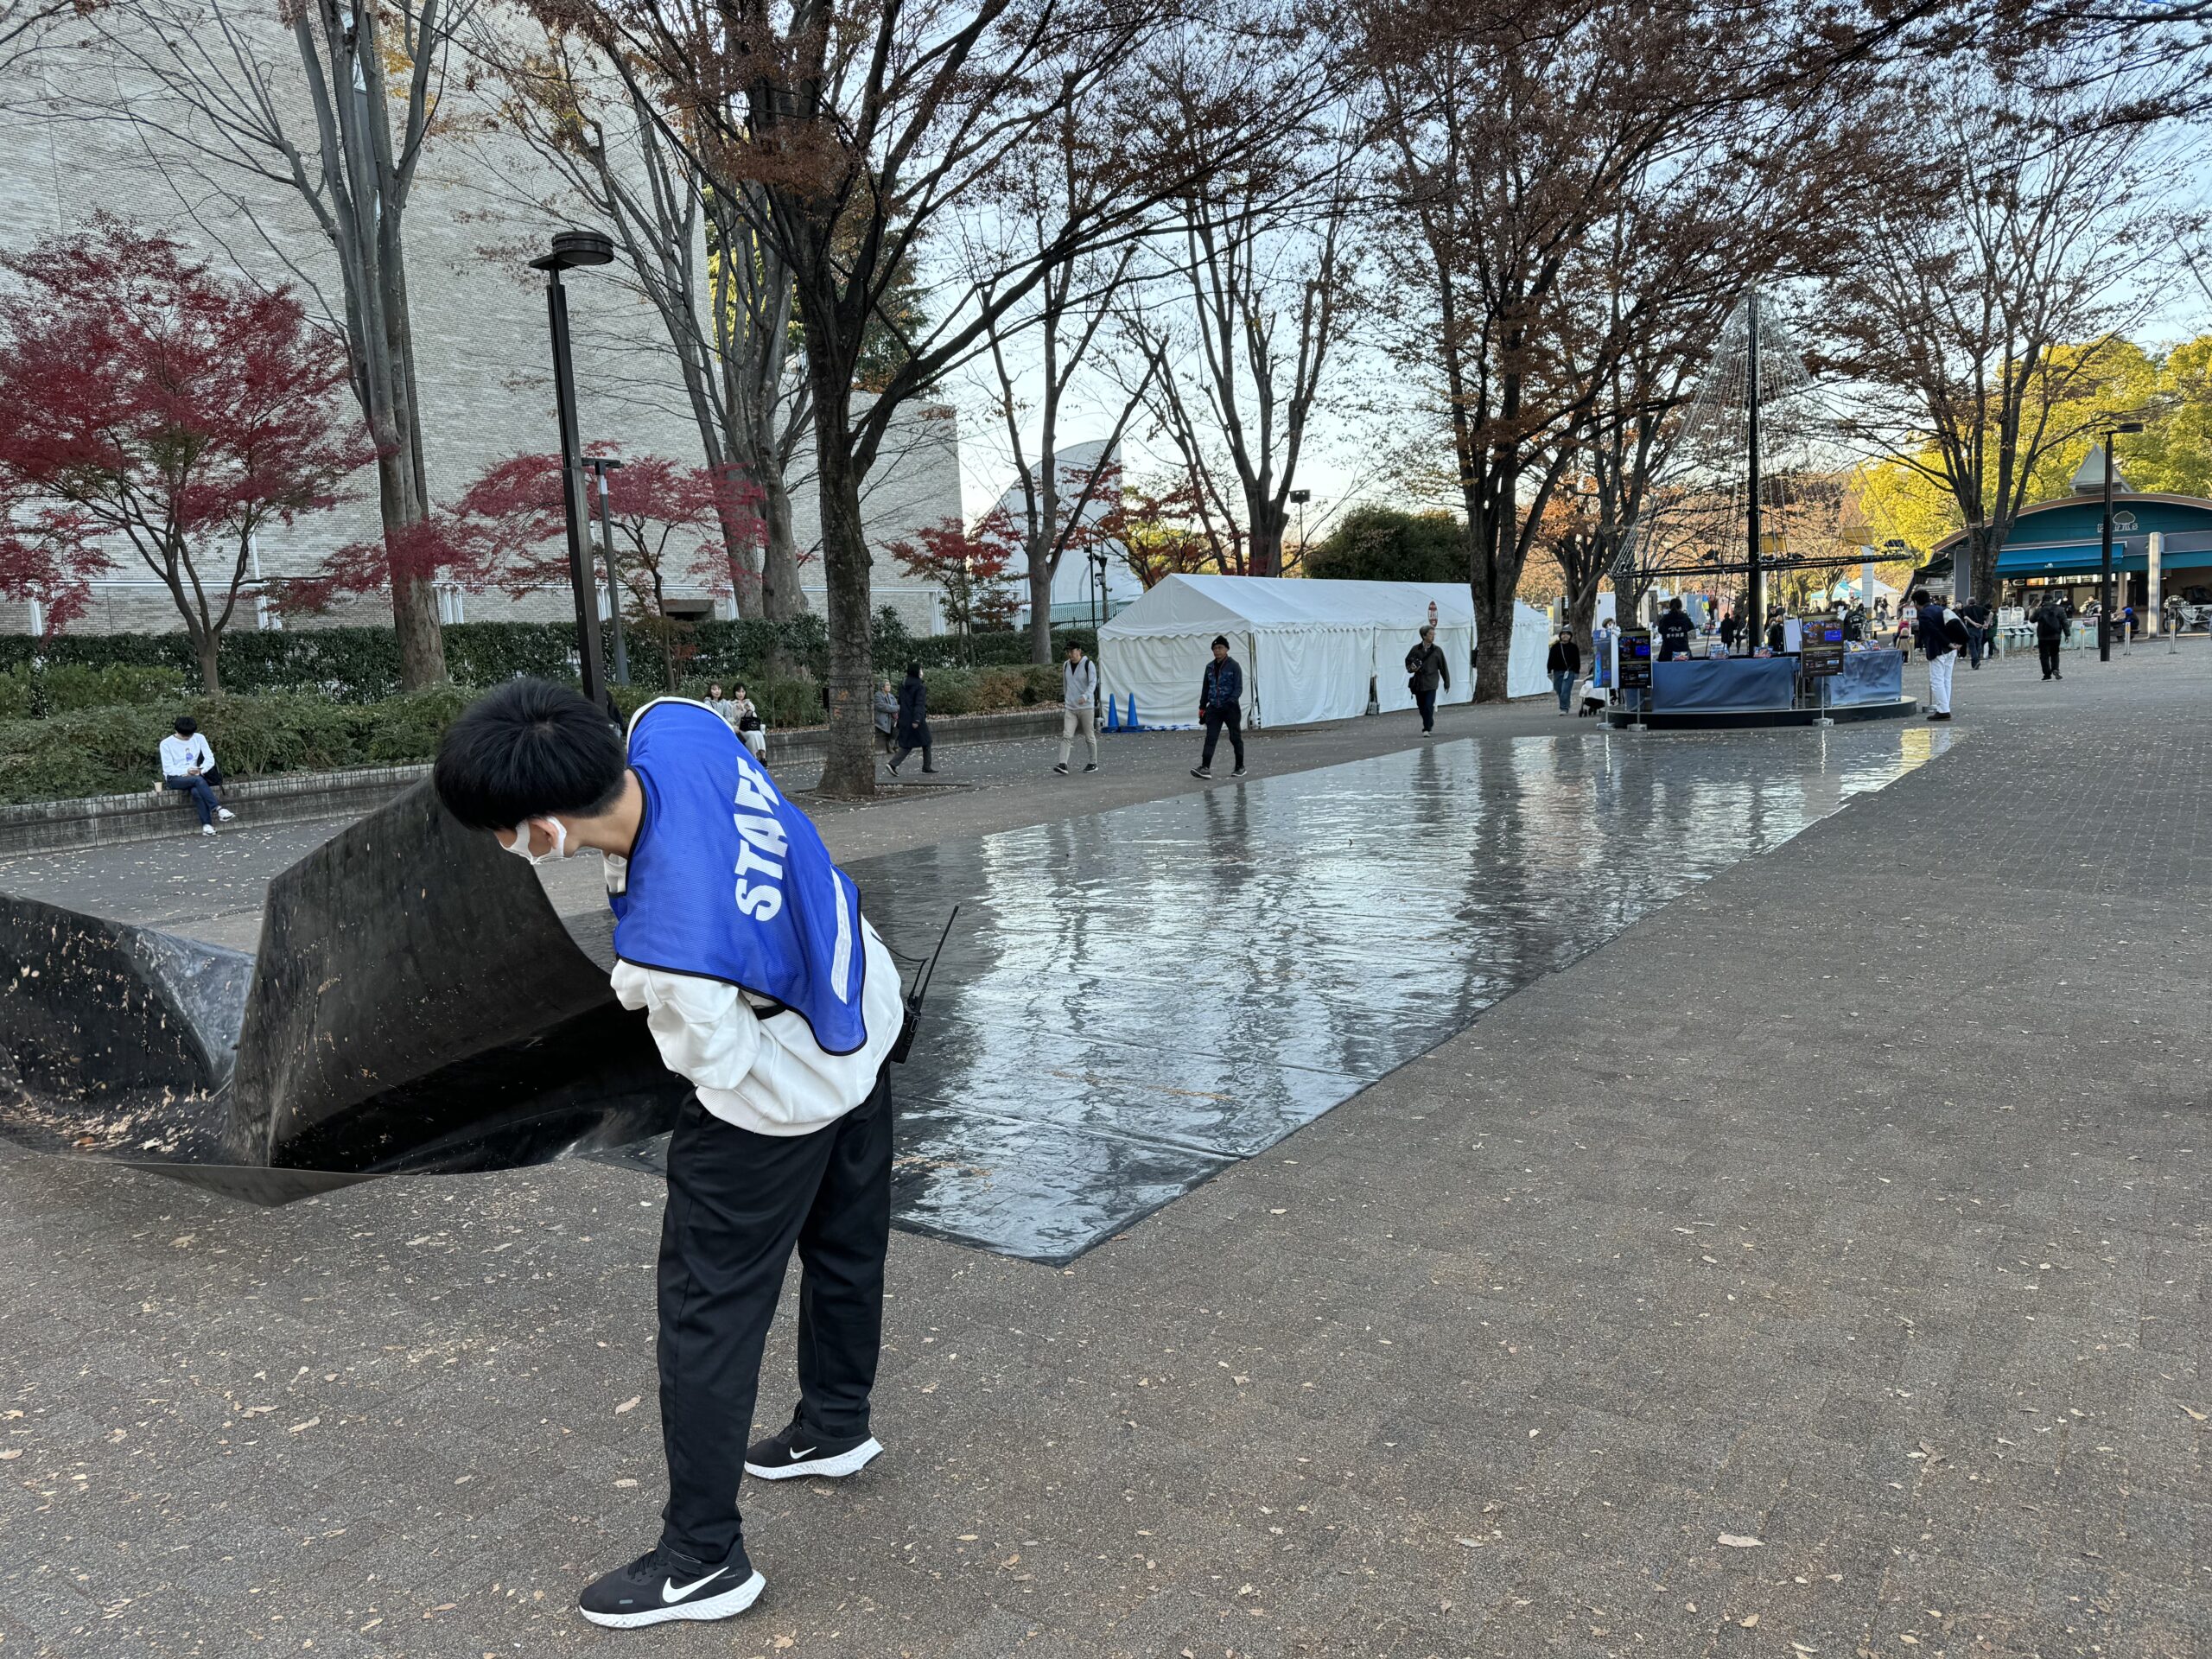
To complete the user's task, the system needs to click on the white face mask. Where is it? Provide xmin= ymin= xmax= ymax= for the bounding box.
xmin=505 ymin=817 xmax=568 ymax=866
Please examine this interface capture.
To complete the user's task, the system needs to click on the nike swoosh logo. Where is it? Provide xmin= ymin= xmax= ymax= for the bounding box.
xmin=662 ymin=1567 xmax=728 ymax=1604
xmin=789 ymin=1446 xmax=817 ymax=1460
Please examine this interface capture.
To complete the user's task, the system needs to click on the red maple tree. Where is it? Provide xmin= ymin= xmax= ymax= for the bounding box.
xmin=0 ymin=217 xmax=369 ymax=687
xmin=294 ymin=451 xmax=761 ymax=635
xmin=1095 ymin=478 xmax=1222 ymax=589
xmin=887 ymin=510 xmax=1024 ymax=649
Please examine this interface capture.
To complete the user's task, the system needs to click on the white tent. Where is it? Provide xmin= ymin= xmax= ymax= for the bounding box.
xmin=1098 ymin=575 xmax=1552 ymax=729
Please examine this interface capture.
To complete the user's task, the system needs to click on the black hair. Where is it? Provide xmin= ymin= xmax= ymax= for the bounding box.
xmin=432 ymin=677 xmax=626 ymax=831
xmin=906 ymin=661 xmax=921 ymax=677
xmin=1910 ymin=588 xmax=1929 ymax=605
xmin=1667 ymin=597 xmax=1683 ymax=611
xmin=174 ymin=715 xmax=197 ymax=737
xmin=1211 ymin=634 xmax=1230 ymax=649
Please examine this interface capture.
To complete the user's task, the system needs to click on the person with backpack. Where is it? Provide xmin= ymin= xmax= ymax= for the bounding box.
xmin=1053 ymin=642 xmax=1101 ymax=775
xmin=1403 ymin=625 xmax=1450 ymax=734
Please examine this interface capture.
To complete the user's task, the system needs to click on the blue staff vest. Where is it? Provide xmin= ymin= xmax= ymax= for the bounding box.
xmin=610 ymin=699 xmax=870 ymax=1055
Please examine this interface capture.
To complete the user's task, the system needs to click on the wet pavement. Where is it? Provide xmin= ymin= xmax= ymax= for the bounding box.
xmin=2 ymin=643 xmax=2207 ymax=1657
xmin=0 ymin=719 xmax=1954 ymax=1265
xmin=874 ymin=727 xmax=1950 ymax=1260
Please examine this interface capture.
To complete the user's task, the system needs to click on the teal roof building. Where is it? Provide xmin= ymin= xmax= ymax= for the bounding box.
xmin=1929 ymin=447 xmax=2212 ymax=591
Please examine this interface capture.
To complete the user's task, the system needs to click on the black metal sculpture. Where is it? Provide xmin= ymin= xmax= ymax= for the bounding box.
xmin=0 ymin=782 xmax=682 ymax=1203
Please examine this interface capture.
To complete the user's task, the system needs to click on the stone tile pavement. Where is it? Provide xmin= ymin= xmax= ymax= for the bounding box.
xmin=0 ymin=641 xmax=2205 ymax=1656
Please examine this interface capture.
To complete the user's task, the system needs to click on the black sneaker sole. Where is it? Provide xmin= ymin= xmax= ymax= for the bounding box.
xmin=745 ymin=1437 xmax=882 ymax=1481
xmin=580 ymin=1569 xmax=766 ymax=1629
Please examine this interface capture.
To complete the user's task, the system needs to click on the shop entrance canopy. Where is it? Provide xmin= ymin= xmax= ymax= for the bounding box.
xmin=1097 ymin=575 xmax=1552 ymax=728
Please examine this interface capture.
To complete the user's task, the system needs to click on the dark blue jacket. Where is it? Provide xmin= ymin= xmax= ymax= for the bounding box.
xmin=1199 ymin=656 xmax=1243 ymax=711
xmin=1916 ymin=603 xmax=1954 ymax=658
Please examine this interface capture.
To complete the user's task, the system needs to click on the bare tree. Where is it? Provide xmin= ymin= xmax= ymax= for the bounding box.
xmin=1365 ymin=0 xmax=1896 ymax=699
xmin=476 ymin=29 xmax=813 ymax=622
xmin=968 ymin=126 xmax=1166 ymax=662
xmin=0 ymin=0 xmax=82 ymax=79
xmin=67 ymin=0 xmax=473 ymax=686
xmin=1123 ymin=132 xmax=1357 ymax=581
xmin=532 ymin=0 xmax=1319 ymax=794
xmin=1826 ymin=74 xmax=2177 ymax=604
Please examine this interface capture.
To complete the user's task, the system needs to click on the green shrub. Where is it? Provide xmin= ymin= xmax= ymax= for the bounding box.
xmin=187 ymin=693 xmax=374 ymax=777
xmin=363 ymin=684 xmax=473 ymax=764
xmin=43 ymin=663 xmax=192 ymax=713
xmin=753 ymin=677 xmax=823 ymax=729
xmin=0 ymin=667 xmax=34 ymax=720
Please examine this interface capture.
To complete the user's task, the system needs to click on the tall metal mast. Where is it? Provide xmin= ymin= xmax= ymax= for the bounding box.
xmin=1745 ymin=290 xmax=1764 ymax=645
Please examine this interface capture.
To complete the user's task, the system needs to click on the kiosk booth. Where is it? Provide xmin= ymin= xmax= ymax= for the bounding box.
xmin=1605 ymin=640 xmax=1911 ymax=728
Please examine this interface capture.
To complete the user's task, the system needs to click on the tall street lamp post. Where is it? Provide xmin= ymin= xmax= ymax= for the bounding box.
xmin=2098 ymin=420 xmax=2144 ymax=664
xmin=581 ymin=456 xmax=629 ymax=686
xmin=1289 ymin=488 xmax=1310 ymax=569
xmin=530 ymin=230 xmax=615 ymax=709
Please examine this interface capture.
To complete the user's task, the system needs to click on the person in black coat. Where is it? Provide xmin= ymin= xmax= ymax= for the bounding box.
xmin=1545 ymin=632 xmax=1581 ymax=715
xmin=2031 ymin=595 xmax=2069 ymax=680
xmin=890 ymin=663 xmax=934 ymax=774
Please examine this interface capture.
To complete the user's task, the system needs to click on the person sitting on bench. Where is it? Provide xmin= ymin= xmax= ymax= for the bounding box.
xmin=158 ymin=716 xmax=235 ymax=836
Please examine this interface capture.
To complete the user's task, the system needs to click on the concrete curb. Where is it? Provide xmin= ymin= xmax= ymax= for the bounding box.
xmin=0 ymin=706 xmax=1065 ymax=856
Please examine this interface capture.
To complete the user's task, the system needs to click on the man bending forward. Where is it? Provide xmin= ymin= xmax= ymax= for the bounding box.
xmin=434 ymin=680 xmax=905 ymax=1630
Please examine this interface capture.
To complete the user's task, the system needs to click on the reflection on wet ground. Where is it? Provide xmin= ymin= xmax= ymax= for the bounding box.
xmin=866 ymin=728 xmax=1949 ymax=1262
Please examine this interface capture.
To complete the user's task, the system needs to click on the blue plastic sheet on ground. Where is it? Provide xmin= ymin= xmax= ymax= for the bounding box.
xmin=1829 ymin=648 xmax=1906 ymax=707
xmin=1650 ymin=655 xmax=1798 ymax=713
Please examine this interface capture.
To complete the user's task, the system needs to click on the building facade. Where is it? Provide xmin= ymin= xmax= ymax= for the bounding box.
xmin=0 ymin=18 xmax=961 ymax=641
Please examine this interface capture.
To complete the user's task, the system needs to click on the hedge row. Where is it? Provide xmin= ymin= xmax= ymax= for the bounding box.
xmin=0 ymin=662 xmax=1069 ymax=806
xmin=0 ymin=618 xmax=1101 ymax=704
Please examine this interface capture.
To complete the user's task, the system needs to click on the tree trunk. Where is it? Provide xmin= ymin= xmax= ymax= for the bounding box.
xmin=714 ymin=494 xmax=762 ymax=620
xmin=1028 ymin=538 xmax=1054 ymax=664
xmin=760 ymin=474 xmax=804 ymax=622
xmin=1248 ymin=500 xmax=1287 ymax=579
xmin=1469 ymin=501 xmax=1517 ymax=703
xmin=393 ymin=569 xmax=445 ymax=691
xmin=1970 ymin=523 xmax=1999 ymax=609
xmin=195 ymin=630 xmax=221 ymax=694
xmin=807 ymin=360 xmax=875 ymax=798
xmin=1567 ymin=573 xmax=1601 ymax=659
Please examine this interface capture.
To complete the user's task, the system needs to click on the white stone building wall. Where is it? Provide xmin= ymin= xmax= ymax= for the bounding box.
xmin=0 ymin=14 xmax=962 ymax=642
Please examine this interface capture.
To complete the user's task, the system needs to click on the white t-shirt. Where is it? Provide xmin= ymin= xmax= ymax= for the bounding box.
xmin=158 ymin=733 xmax=214 ymax=778
xmin=607 ymin=906 xmax=903 ymax=1137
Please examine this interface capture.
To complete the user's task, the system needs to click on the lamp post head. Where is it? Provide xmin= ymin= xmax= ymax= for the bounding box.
xmin=531 ymin=230 xmax=616 ymax=272
xmin=1289 ymin=488 xmax=1311 ymax=505
xmin=2112 ymin=421 xmax=2145 ymax=435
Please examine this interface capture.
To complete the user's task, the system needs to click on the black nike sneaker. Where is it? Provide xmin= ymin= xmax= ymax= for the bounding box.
xmin=744 ymin=1418 xmax=883 ymax=1480
xmin=577 ymin=1542 xmax=765 ymax=1629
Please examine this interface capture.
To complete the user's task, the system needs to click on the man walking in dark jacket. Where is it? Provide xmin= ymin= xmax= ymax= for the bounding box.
xmin=1403 ymin=626 xmax=1450 ymax=734
xmin=2031 ymin=594 xmax=2068 ymax=679
xmin=1191 ymin=635 xmax=1246 ymax=779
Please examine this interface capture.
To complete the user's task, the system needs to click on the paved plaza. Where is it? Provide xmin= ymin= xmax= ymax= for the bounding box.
xmin=1 ymin=643 xmax=2207 ymax=1656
